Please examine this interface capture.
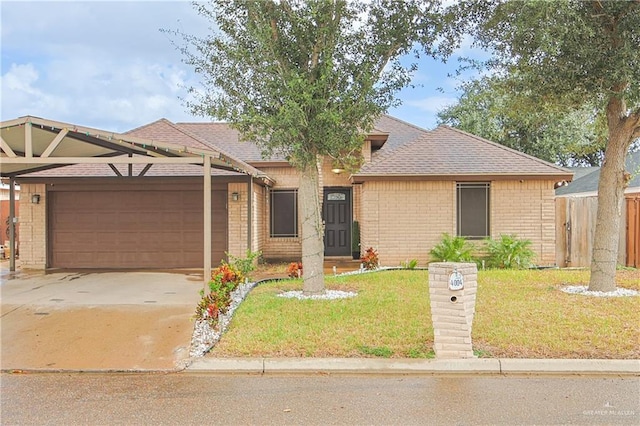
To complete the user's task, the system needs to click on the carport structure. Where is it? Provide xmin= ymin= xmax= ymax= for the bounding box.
xmin=0 ymin=116 xmax=273 ymax=282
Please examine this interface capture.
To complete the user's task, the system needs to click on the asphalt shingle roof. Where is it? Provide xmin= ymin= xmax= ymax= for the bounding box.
xmin=19 ymin=115 xmax=573 ymax=181
xmin=353 ymin=125 xmax=572 ymax=180
xmin=369 ymin=115 xmax=429 ymax=155
xmin=176 ymin=114 xmax=426 ymax=163
xmin=555 ymin=151 xmax=640 ymax=195
xmin=176 ymin=122 xmax=279 ymax=162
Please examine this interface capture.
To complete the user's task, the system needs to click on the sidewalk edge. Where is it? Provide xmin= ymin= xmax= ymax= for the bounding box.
xmin=185 ymin=357 xmax=640 ymax=375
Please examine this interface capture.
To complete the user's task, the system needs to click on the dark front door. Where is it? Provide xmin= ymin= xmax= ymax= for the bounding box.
xmin=323 ymin=188 xmax=351 ymax=256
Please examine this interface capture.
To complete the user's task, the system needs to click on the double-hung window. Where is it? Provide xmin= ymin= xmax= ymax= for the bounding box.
xmin=270 ymin=189 xmax=298 ymax=238
xmin=456 ymin=182 xmax=490 ymax=239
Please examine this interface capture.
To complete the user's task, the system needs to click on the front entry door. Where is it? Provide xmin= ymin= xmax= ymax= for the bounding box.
xmin=323 ymin=188 xmax=351 ymax=256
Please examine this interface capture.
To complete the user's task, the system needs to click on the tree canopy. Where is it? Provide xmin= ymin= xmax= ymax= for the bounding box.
xmin=437 ymin=75 xmax=607 ymax=166
xmin=175 ymin=0 xmax=442 ymax=294
xmin=447 ymin=0 xmax=640 ymax=291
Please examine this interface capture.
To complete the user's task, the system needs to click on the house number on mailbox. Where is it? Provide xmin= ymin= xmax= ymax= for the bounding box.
xmin=448 ymin=270 xmax=464 ymax=291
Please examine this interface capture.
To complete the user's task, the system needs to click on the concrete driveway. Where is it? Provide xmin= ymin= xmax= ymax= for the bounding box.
xmin=1 ymin=264 xmax=202 ymax=371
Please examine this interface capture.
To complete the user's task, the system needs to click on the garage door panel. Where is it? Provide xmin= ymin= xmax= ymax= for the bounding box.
xmin=96 ymin=252 xmax=119 ymax=264
xmin=96 ymin=231 xmax=118 ymax=245
xmin=91 ymin=212 xmax=116 ymax=227
xmin=50 ymin=189 xmax=228 ymax=268
xmin=183 ymin=211 xmax=203 ymax=224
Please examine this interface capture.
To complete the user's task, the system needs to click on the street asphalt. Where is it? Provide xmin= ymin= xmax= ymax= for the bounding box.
xmin=1 ymin=262 xmax=638 ymax=376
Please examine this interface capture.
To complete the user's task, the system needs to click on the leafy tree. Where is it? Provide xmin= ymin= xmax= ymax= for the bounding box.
xmin=173 ymin=0 xmax=441 ymax=295
xmin=448 ymin=0 xmax=640 ymax=291
xmin=438 ymin=76 xmax=607 ymax=166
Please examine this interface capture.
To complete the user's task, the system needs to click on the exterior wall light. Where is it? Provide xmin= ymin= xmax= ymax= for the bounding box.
xmin=331 ymin=167 xmax=344 ymax=174
xmin=231 ymin=192 xmax=240 ymax=201
xmin=31 ymin=194 xmax=41 ymax=204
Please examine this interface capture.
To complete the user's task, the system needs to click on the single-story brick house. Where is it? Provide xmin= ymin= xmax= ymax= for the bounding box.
xmin=1 ymin=115 xmax=571 ymax=272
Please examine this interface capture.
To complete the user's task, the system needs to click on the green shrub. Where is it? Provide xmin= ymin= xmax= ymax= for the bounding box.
xmin=429 ymin=233 xmax=475 ymax=263
xmin=401 ymin=259 xmax=419 ymax=269
xmin=226 ymin=249 xmax=262 ymax=279
xmin=485 ymin=234 xmax=535 ymax=269
xmin=351 ymin=221 xmax=360 ymax=256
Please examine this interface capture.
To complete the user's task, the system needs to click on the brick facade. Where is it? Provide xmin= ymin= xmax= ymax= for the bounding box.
xmin=255 ymin=159 xmax=353 ymax=261
xmin=15 ymin=183 xmax=47 ymax=269
xmin=18 ymin=176 xmax=558 ymax=269
xmin=359 ymin=180 xmax=455 ymax=266
xmin=359 ymin=179 xmax=557 ymax=267
xmin=491 ymin=180 xmax=557 ymax=266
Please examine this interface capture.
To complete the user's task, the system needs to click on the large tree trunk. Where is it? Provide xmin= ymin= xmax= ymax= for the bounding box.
xmin=299 ymin=160 xmax=325 ymax=295
xmin=588 ymin=96 xmax=636 ymax=292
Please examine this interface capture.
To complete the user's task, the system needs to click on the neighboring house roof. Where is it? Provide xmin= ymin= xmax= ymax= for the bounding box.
xmin=352 ymin=125 xmax=572 ymax=182
xmin=555 ymin=151 xmax=640 ymax=196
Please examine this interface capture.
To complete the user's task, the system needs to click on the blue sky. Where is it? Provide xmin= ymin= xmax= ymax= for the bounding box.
xmin=1 ymin=1 xmax=485 ymax=133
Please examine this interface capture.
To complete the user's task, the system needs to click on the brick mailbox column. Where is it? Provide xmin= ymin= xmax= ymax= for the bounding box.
xmin=428 ymin=262 xmax=477 ymax=359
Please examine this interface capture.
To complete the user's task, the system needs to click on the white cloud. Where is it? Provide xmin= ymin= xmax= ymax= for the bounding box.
xmin=2 ymin=63 xmax=39 ymax=93
xmin=0 ymin=1 xmax=207 ymax=131
xmin=0 ymin=63 xmax=68 ymax=119
xmin=0 ymin=1 xmax=471 ymax=133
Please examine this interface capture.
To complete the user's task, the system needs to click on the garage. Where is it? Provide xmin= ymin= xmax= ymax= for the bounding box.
xmin=48 ymin=182 xmax=228 ymax=269
xmin=1 ymin=116 xmax=273 ymax=279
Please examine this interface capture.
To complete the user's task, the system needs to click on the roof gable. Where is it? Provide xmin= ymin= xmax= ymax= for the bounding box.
xmin=369 ymin=115 xmax=429 ymax=154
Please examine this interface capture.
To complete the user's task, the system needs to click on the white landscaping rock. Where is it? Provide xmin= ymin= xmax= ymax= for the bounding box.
xmin=277 ymin=290 xmax=358 ymax=300
xmin=561 ymin=285 xmax=639 ymax=298
xmin=189 ymin=281 xmax=257 ymax=358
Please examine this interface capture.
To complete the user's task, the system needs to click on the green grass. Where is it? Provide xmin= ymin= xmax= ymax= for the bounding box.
xmin=209 ymin=269 xmax=640 ymax=359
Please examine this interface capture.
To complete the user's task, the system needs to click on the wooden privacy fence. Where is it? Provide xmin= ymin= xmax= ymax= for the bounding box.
xmin=556 ymin=195 xmax=640 ymax=268
xmin=627 ymin=196 xmax=640 ymax=268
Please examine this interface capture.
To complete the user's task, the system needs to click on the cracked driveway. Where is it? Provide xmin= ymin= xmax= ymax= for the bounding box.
xmin=1 ymin=267 xmax=202 ymax=371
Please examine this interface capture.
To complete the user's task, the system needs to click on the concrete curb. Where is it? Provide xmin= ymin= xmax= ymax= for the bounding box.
xmin=186 ymin=357 xmax=640 ymax=376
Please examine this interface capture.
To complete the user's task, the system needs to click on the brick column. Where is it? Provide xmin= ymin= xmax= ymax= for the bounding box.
xmin=428 ymin=262 xmax=477 ymax=359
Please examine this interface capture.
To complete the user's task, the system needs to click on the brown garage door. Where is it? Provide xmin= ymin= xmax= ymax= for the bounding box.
xmin=49 ymin=189 xmax=227 ymax=268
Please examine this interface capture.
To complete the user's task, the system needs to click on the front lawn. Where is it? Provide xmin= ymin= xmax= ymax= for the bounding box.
xmin=208 ymin=269 xmax=640 ymax=359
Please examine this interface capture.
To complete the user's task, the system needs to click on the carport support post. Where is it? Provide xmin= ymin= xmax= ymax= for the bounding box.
xmin=204 ymin=155 xmax=212 ymax=290
xmin=9 ymin=177 xmax=16 ymax=272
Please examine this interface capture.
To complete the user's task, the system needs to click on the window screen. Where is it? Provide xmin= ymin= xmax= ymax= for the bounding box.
xmin=457 ymin=182 xmax=490 ymax=238
xmin=270 ymin=189 xmax=298 ymax=237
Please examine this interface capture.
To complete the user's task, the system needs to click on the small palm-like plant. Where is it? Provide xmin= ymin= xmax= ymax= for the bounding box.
xmin=485 ymin=234 xmax=535 ymax=269
xmin=429 ymin=233 xmax=475 ymax=263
